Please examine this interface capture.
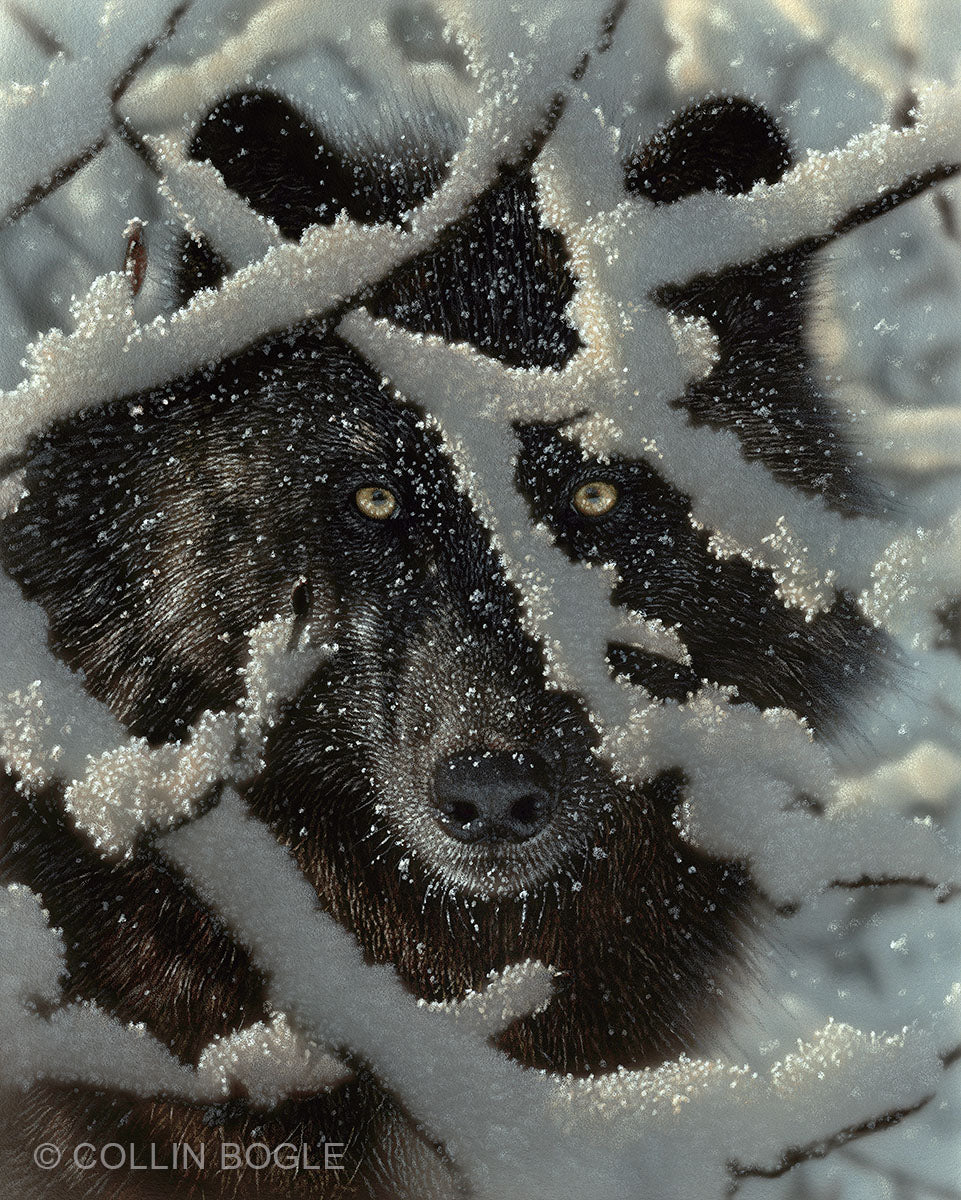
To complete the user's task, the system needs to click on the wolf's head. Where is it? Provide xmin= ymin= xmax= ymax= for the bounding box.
xmin=0 ymin=87 xmax=910 ymax=1078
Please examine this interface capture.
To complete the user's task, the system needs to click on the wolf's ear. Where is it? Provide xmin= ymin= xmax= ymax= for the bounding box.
xmin=188 ymin=90 xmax=363 ymax=237
xmin=188 ymin=89 xmax=443 ymax=237
xmin=624 ymin=97 xmax=792 ymax=203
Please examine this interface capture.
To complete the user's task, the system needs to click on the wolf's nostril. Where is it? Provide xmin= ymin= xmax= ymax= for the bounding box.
xmin=509 ymin=794 xmax=541 ymax=826
xmin=431 ymin=748 xmax=558 ymax=844
xmin=448 ymin=800 xmax=480 ymax=826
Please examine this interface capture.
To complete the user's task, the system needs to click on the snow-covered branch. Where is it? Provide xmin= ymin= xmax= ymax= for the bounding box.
xmin=0 ymin=0 xmax=191 ymax=226
xmin=161 ymin=790 xmax=955 ymax=1200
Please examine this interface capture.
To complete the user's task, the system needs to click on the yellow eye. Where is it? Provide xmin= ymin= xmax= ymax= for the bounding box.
xmin=572 ymin=479 xmax=618 ymax=517
xmin=355 ymin=485 xmax=398 ymax=519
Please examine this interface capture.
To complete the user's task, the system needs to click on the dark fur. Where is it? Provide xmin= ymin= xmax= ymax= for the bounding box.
xmin=0 ymin=88 xmax=946 ymax=1196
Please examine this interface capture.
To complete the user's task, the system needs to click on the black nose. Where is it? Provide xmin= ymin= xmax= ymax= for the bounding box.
xmin=431 ymin=748 xmax=557 ymax=844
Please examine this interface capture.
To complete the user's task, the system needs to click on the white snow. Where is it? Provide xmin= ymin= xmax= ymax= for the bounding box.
xmin=59 ymin=612 xmax=335 ymax=855
xmin=0 ymin=572 xmax=126 ymax=785
xmin=0 ymin=876 xmax=558 ymax=1111
xmin=0 ymin=0 xmax=184 ymax=220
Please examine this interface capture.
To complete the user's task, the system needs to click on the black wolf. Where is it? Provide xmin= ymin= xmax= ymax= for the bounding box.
xmin=0 ymin=88 xmax=944 ymax=1197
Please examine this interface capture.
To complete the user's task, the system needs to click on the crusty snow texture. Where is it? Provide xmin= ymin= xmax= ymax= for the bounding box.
xmin=1 ymin=2 xmax=960 ymax=1199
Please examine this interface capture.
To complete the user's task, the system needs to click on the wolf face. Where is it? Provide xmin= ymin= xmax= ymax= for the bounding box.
xmin=0 ymin=318 xmax=745 ymax=1079
xmin=0 ymin=77 xmax=940 ymax=1197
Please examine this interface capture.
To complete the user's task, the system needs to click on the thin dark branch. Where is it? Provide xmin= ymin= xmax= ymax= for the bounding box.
xmin=597 ymin=0 xmax=629 ymax=53
xmin=110 ymin=1 xmax=189 ymax=105
xmin=891 ymin=87 xmax=919 ymax=131
xmin=935 ymin=190 xmax=959 ymax=241
xmin=831 ymin=163 xmax=960 ymax=241
xmin=1 ymin=1 xmax=192 ymax=229
xmin=656 ymin=163 xmax=961 ymax=310
xmin=941 ymin=1043 xmax=961 ymax=1069
xmin=3 ymin=1 xmax=68 ymax=58
xmin=0 ymin=136 xmax=107 ymax=231
xmin=829 ymin=877 xmax=958 ymax=903
xmin=728 ymin=1097 xmax=931 ymax=1188
xmin=111 ymin=112 xmax=163 ymax=175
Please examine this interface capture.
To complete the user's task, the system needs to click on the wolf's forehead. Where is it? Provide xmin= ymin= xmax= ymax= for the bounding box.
xmin=313 ymin=395 xmax=435 ymax=469
xmin=323 ymin=411 xmax=389 ymax=457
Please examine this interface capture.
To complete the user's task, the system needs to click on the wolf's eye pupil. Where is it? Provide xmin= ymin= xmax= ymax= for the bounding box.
xmin=572 ymin=480 xmax=618 ymax=517
xmin=355 ymin=485 xmax=398 ymax=519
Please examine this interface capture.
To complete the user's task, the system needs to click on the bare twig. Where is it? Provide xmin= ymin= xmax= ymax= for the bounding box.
xmin=728 ymin=1099 xmax=930 ymax=1188
xmin=2 ymin=2 xmax=67 ymax=59
xmin=0 ymin=2 xmax=192 ymax=228
xmin=1 ymin=136 xmax=108 ymax=230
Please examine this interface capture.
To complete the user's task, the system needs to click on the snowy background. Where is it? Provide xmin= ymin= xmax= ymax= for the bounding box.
xmin=1 ymin=1 xmax=960 ymax=1197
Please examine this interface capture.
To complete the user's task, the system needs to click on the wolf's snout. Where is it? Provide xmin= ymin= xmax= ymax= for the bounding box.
xmin=431 ymin=748 xmax=557 ymax=844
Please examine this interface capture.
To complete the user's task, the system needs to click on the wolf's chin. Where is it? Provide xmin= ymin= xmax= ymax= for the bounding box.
xmin=383 ymin=802 xmax=584 ymax=898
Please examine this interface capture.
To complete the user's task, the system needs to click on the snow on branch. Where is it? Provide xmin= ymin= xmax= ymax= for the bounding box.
xmin=628 ymin=81 xmax=961 ymax=286
xmin=119 ymin=0 xmax=475 ymax=135
xmin=0 ymin=879 xmax=551 ymax=1110
xmin=0 ymin=0 xmax=614 ymax=469
xmin=0 ymin=0 xmax=190 ymax=226
xmin=159 ymin=791 xmax=955 ymax=1200
xmin=339 ymin=204 xmax=913 ymax=635
xmin=554 ymin=111 xmax=961 ymax=602
xmin=0 ymin=571 xmax=125 ymax=786
xmin=3 ymin=612 xmax=334 ymax=856
xmin=1 ymin=742 xmax=956 ymax=1195
xmin=149 ymin=131 xmax=284 ymax=265
xmin=340 ymin=308 xmax=961 ymax=908
xmin=339 ymin=316 xmax=675 ymax=722
xmin=520 ymin=61 xmax=961 ymax=609
xmin=605 ymin=679 xmax=961 ymax=906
